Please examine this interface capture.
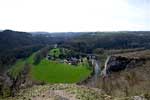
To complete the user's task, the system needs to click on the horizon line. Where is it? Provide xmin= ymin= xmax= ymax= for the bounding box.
xmin=1 ymin=29 xmax=150 ymax=33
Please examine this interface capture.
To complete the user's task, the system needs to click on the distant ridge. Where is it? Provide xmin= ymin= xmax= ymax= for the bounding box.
xmin=30 ymin=32 xmax=51 ymax=34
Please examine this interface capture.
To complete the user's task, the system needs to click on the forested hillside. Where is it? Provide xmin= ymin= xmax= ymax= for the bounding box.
xmin=61 ymin=31 xmax=150 ymax=53
xmin=0 ymin=30 xmax=51 ymax=73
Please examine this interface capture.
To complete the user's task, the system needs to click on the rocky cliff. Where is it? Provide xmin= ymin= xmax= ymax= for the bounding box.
xmin=102 ymin=55 xmax=145 ymax=76
xmin=98 ymin=50 xmax=150 ymax=97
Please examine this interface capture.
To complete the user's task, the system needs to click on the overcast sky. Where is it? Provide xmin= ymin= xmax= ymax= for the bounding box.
xmin=0 ymin=0 xmax=149 ymax=32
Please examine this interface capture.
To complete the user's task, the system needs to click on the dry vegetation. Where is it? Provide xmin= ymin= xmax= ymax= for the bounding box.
xmin=3 ymin=84 xmax=149 ymax=100
xmin=114 ymin=50 xmax=150 ymax=59
xmin=2 ymin=84 xmax=110 ymax=100
xmin=97 ymin=50 xmax=150 ymax=98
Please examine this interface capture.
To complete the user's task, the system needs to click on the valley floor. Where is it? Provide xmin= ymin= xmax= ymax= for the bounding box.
xmin=2 ymin=50 xmax=150 ymax=100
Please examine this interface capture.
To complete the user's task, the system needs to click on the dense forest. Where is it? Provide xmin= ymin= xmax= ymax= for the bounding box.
xmin=61 ymin=31 xmax=150 ymax=53
xmin=0 ymin=30 xmax=50 ymax=73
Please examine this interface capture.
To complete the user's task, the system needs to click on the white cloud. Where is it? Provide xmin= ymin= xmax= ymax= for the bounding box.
xmin=0 ymin=0 xmax=149 ymax=32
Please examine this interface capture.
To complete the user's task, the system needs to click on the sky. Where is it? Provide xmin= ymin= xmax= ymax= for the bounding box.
xmin=0 ymin=0 xmax=149 ymax=32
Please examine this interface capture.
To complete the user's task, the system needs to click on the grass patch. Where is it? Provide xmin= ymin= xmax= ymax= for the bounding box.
xmin=31 ymin=59 xmax=91 ymax=83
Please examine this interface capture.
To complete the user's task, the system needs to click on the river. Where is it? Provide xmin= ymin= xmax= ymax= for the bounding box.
xmin=94 ymin=60 xmax=100 ymax=81
xmin=81 ymin=59 xmax=101 ymax=87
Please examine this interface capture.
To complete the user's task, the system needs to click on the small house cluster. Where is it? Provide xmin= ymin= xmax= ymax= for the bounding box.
xmin=47 ymin=46 xmax=91 ymax=66
xmin=47 ymin=54 xmax=83 ymax=66
xmin=63 ymin=57 xmax=83 ymax=65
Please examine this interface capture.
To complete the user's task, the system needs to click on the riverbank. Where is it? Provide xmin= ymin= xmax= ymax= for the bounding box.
xmin=78 ymin=59 xmax=101 ymax=88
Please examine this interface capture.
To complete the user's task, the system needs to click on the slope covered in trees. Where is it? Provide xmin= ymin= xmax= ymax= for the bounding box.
xmin=61 ymin=31 xmax=150 ymax=53
xmin=0 ymin=30 xmax=60 ymax=73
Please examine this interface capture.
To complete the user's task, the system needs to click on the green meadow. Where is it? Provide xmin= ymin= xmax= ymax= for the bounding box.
xmin=9 ymin=51 xmax=92 ymax=83
xmin=31 ymin=59 xmax=91 ymax=83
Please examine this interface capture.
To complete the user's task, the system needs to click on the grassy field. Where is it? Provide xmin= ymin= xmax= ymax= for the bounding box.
xmin=31 ymin=59 xmax=91 ymax=83
xmin=9 ymin=51 xmax=92 ymax=83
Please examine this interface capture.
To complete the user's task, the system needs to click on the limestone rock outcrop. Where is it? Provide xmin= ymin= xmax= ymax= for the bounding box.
xmin=102 ymin=56 xmax=145 ymax=76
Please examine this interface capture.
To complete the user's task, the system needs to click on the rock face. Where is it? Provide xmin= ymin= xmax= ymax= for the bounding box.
xmin=107 ymin=56 xmax=130 ymax=72
xmin=102 ymin=56 xmax=145 ymax=76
